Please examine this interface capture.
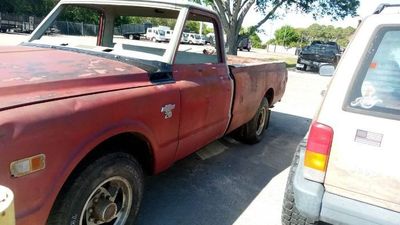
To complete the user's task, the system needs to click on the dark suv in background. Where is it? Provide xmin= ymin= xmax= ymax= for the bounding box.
xmin=238 ymin=37 xmax=252 ymax=51
xmin=296 ymin=41 xmax=341 ymax=71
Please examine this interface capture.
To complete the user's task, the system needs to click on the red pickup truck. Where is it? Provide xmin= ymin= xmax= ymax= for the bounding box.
xmin=0 ymin=0 xmax=287 ymax=224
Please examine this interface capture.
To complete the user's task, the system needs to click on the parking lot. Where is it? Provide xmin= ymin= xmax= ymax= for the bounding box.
xmin=0 ymin=33 xmax=332 ymax=225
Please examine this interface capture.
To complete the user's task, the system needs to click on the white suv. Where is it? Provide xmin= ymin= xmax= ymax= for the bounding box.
xmin=282 ymin=4 xmax=400 ymax=225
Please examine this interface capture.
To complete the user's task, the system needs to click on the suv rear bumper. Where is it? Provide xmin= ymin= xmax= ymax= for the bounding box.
xmin=293 ymin=142 xmax=400 ymax=225
xmin=320 ymin=192 xmax=400 ymax=225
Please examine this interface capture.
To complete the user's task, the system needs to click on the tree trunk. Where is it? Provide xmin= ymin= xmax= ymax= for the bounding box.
xmin=226 ymin=27 xmax=239 ymax=55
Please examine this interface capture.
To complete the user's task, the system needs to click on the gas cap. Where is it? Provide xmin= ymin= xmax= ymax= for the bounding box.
xmin=0 ymin=186 xmax=15 ymax=225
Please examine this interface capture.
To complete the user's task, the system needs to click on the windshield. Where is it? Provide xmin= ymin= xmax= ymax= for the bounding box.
xmin=29 ymin=4 xmax=179 ymax=62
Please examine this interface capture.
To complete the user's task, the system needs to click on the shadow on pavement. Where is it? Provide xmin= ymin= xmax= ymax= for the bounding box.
xmin=136 ymin=111 xmax=311 ymax=225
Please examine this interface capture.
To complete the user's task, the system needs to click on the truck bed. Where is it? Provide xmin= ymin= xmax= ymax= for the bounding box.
xmin=226 ymin=55 xmax=287 ymax=133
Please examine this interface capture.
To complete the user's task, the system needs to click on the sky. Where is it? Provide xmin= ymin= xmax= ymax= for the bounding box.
xmin=243 ymin=0 xmax=394 ymax=41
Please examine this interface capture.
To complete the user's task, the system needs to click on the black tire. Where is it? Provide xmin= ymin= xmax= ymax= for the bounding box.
xmin=297 ymin=65 xmax=307 ymax=71
xmin=129 ymin=34 xmax=134 ymax=40
xmin=236 ymin=98 xmax=270 ymax=144
xmin=282 ymin=143 xmax=319 ymax=225
xmin=247 ymin=48 xmax=251 ymax=52
xmin=47 ymin=153 xmax=144 ymax=225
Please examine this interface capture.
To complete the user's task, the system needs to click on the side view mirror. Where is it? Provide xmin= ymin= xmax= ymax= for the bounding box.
xmin=319 ymin=64 xmax=335 ymax=76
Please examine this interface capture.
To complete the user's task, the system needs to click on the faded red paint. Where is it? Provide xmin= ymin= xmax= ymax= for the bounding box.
xmin=173 ymin=63 xmax=232 ymax=160
xmin=226 ymin=62 xmax=288 ymax=133
xmin=0 ymin=48 xmax=286 ymax=225
xmin=0 ymin=46 xmax=148 ymax=110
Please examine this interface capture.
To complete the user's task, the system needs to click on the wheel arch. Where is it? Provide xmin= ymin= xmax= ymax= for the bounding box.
xmin=265 ymin=88 xmax=274 ymax=107
xmin=45 ymin=130 xmax=155 ymax=221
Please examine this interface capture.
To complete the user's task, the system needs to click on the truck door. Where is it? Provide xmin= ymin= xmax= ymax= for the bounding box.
xmin=173 ymin=11 xmax=233 ymax=160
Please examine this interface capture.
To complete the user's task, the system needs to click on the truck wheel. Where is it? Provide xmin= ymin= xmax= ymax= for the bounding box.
xmin=152 ymin=37 xmax=156 ymax=42
xmin=282 ymin=144 xmax=318 ymax=225
xmin=129 ymin=34 xmax=134 ymax=40
xmin=237 ymin=98 xmax=270 ymax=144
xmin=47 ymin=153 xmax=144 ymax=225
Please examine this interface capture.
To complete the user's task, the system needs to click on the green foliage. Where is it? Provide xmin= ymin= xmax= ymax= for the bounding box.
xmin=185 ymin=21 xmax=200 ymax=33
xmin=191 ymin=0 xmax=359 ymax=54
xmin=249 ymin=33 xmax=263 ymax=48
xmin=270 ymin=24 xmax=356 ymax=48
xmin=255 ymin=0 xmax=359 ymax=20
xmin=1 ymin=0 xmax=58 ymax=17
xmin=240 ymin=27 xmax=263 ymax=48
xmin=115 ymin=16 xmax=176 ymax=28
xmin=59 ymin=6 xmax=99 ymax=24
xmin=274 ymin=25 xmax=300 ymax=48
xmin=300 ymin=23 xmax=356 ymax=47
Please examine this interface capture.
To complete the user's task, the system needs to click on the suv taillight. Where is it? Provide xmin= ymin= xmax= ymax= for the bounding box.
xmin=304 ymin=122 xmax=334 ymax=183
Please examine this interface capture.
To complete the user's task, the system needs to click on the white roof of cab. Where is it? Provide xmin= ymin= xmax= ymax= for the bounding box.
xmin=59 ymin=0 xmax=216 ymax=15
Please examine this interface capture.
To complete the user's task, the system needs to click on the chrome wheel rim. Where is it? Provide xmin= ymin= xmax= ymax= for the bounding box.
xmin=256 ymin=106 xmax=267 ymax=136
xmin=80 ymin=176 xmax=132 ymax=225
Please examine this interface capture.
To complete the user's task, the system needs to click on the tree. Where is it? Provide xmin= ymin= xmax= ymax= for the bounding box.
xmin=273 ymin=25 xmax=299 ymax=48
xmin=239 ymin=27 xmax=263 ymax=48
xmin=192 ymin=0 xmax=359 ymax=55
xmin=1 ymin=0 xmax=57 ymax=17
xmin=300 ymin=23 xmax=356 ymax=47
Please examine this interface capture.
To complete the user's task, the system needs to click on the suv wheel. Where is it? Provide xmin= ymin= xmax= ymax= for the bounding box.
xmin=282 ymin=144 xmax=319 ymax=225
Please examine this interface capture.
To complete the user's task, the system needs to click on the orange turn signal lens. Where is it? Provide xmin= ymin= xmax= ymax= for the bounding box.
xmin=10 ymin=154 xmax=46 ymax=177
xmin=304 ymin=150 xmax=328 ymax=172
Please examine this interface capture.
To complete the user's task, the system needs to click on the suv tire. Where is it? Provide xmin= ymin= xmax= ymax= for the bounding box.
xmin=282 ymin=143 xmax=318 ymax=225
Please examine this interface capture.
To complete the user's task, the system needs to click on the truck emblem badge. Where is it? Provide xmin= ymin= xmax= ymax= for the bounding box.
xmin=161 ymin=104 xmax=176 ymax=119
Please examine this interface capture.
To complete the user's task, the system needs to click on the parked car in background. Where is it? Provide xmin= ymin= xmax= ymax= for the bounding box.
xmin=165 ymin=30 xmax=173 ymax=42
xmin=296 ymin=41 xmax=341 ymax=71
xmin=180 ymin=32 xmax=189 ymax=44
xmin=238 ymin=37 xmax=252 ymax=51
xmin=188 ymin=33 xmax=204 ymax=45
xmin=145 ymin=27 xmax=168 ymax=42
xmin=282 ymin=4 xmax=400 ymax=225
xmin=201 ymin=35 xmax=209 ymax=44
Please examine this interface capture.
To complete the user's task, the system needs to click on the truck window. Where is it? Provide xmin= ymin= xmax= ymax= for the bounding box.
xmin=175 ymin=12 xmax=219 ymax=65
xmin=347 ymin=29 xmax=400 ymax=118
xmin=30 ymin=4 xmax=179 ymax=62
xmin=32 ymin=5 xmax=100 ymax=46
xmin=113 ymin=13 xmax=177 ymax=60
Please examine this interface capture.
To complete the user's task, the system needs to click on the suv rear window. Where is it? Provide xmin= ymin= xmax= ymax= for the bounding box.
xmin=304 ymin=44 xmax=339 ymax=54
xmin=347 ymin=28 xmax=400 ymax=118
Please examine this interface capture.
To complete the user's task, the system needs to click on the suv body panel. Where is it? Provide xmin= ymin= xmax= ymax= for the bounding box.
xmin=318 ymin=13 xmax=400 ymax=212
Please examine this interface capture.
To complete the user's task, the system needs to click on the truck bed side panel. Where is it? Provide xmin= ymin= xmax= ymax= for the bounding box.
xmin=226 ymin=62 xmax=287 ymax=133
